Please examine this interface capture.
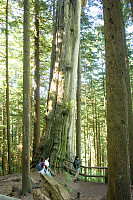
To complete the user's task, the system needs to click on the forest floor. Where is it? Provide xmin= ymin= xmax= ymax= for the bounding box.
xmin=0 ymin=169 xmax=133 ymax=200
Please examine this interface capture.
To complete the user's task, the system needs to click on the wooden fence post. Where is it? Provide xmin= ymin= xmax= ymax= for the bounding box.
xmin=105 ymin=168 xmax=108 ymax=183
xmin=63 ymin=159 xmax=108 ymax=183
xmin=85 ymin=167 xmax=87 ymax=182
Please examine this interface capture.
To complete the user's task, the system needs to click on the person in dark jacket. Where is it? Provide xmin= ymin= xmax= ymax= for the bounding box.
xmin=73 ymin=155 xmax=81 ymax=182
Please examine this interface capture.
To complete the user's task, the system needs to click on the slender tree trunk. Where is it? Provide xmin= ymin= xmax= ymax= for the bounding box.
xmin=89 ymin=146 xmax=91 ymax=167
xmin=22 ymin=0 xmax=31 ymax=194
xmin=85 ymin=87 xmax=90 ymax=167
xmin=103 ymin=0 xmax=131 ymax=199
xmin=82 ymin=0 xmax=87 ymax=7
xmin=30 ymin=80 xmax=33 ymax=159
xmin=2 ymin=102 xmax=6 ymax=176
xmin=76 ymin=50 xmax=81 ymax=159
xmin=84 ymin=126 xmax=87 ymax=166
xmin=6 ymin=0 xmax=11 ymax=174
xmin=122 ymin=13 xmax=133 ymax=185
xmin=97 ymin=109 xmax=101 ymax=166
xmin=95 ymin=100 xmax=99 ymax=167
xmin=33 ymin=0 xmax=40 ymax=158
xmin=102 ymin=68 xmax=107 ymax=130
xmin=48 ymin=0 xmax=56 ymax=91
xmin=130 ymin=0 xmax=133 ymax=19
xmin=126 ymin=61 xmax=133 ymax=185
xmin=91 ymin=78 xmax=96 ymax=165
xmin=17 ymin=95 xmax=21 ymax=173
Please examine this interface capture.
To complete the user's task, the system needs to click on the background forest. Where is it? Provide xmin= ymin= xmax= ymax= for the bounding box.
xmin=0 ymin=0 xmax=133 ymax=185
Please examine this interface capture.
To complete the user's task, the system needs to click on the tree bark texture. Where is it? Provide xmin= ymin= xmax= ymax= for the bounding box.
xmin=122 ymin=14 xmax=133 ymax=185
xmin=40 ymin=174 xmax=72 ymax=200
xmin=22 ymin=0 xmax=31 ymax=194
xmin=103 ymin=0 xmax=131 ymax=199
xmin=33 ymin=0 xmax=40 ymax=158
xmin=42 ymin=0 xmax=82 ymax=169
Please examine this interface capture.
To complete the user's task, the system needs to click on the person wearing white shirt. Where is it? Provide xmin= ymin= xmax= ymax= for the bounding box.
xmin=45 ymin=156 xmax=51 ymax=176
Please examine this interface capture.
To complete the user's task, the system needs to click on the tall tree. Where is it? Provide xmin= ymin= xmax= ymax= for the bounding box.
xmin=2 ymin=102 xmax=6 ymax=175
xmin=17 ymin=94 xmax=21 ymax=173
xmin=33 ymin=0 xmax=87 ymax=169
xmin=76 ymin=50 xmax=81 ymax=159
xmin=22 ymin=0 xmax=31 ymax=194
xmin=46 ymin=0 xmax=82 ymax=167
xmin=33 ymin=0 xmax=40 ymax=158
xmin=6 ymin=0 xmax=11 ymax=174
xmin=122 ymin=8 xmax=133 ymax=184
xmin=103 ymin=0 xmax=131 ymax=199
xmin=125 ymin=48 xmax=133 ymax=185
xmin=91 ymin=78 xmax=96 ymax=165
xmin=49 ymin=0 xmax=56 ymax=91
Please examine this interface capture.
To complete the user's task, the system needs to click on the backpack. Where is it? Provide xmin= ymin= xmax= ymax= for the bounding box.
xmin=73 ymin=160 xmax=76 ymax=169
xmin=38 ymin=162 xmax=43 ymax=171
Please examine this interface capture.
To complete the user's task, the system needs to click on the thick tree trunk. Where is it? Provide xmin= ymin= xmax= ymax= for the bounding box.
xmin=22 ymin=0 xmax=31 ymax=194
xmin=31 ymin=0 xmax=87 ymax=169
xmin=33 ymin=0 xmax=40 ymax=158
xmin=103 ymin=0 xmax=131 ymax=199
xmin=43 ymin=0 xmax=82 ymax=169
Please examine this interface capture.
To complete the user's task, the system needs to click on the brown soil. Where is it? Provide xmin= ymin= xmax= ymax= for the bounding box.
xmin=0 ymin=169 xmax=132 ymax=200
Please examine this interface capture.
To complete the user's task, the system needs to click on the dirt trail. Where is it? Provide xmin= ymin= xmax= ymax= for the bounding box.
xmin=55 ymin=173 xmax=107 ymax=200
xmin=0 ymin=170 xmax=132 ymax=200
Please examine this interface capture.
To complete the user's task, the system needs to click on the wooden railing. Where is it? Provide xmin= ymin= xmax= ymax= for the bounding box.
xmin=63 ymin=159 xmax=108 ymax=183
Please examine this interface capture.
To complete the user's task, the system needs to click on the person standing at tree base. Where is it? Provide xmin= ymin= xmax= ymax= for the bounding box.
xmin=73 ymin=155 xmax=81 ymax=182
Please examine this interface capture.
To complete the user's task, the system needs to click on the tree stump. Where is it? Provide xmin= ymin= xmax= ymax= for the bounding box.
xmin=40 ymin=174 xmax=72 ymax=200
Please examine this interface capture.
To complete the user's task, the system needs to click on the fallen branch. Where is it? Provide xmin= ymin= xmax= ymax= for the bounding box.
xmin=40 ymin=174 xmax=72 ymax=200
